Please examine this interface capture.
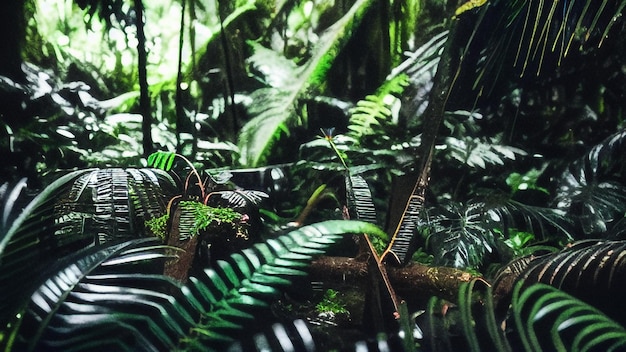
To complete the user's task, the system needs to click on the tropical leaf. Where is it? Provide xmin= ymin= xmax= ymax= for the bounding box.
xmin=457 ymin=0 xmax=626 ymax=97
xmin=487 ymin=199 xmax=575 ymax=242
xmin=5 ymin=220 xmax=386 ymax=351
xmin=443 ymin=136 xmax=527 ymax=169
xmin=238 ymin=0 xmax=376 ymax=167
xmin=419 ymin=200 xmax=498 ymax=269
xmin=0 ymin=168 xmax=177 ymax=330
xmin=511 ymin=281 xmax=626 ymax=352
xmin=510 ymin=240 xmax=626 ymax=327
xmin=555 ymin=129 xmax=626 ymax=237
xmin=147 ymin=150 xmax=177 ymax=171
xmin=345 ymin=174 xmax=378 ymax=225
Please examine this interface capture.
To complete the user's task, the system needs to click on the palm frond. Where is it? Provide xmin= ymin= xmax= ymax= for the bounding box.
xmin=511 ymin=240 xmax=626 ymax=327
xmin=6 ymin=220 xmax=386 ymax=351
xmin=511 ymin=281 xmax=626 ymax=351
xmin=54 ymin=168 xmax=178 ymax=244
xmin=459 ymin=0 xmax=626 ymax=97
xmin=0 ymin=168 xmax=177 ymax=329
xmin=238 ymin=0 xmax=376 ymax=166
xmin=8 ymin=238 xmax=176 ymax=351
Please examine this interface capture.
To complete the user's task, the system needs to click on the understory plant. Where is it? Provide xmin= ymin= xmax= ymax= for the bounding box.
xmin=1 ymin=0 xmax=626 ymax=351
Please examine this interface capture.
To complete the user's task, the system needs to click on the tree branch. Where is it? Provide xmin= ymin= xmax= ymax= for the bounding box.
xmin=309 ymin=256 xmax=476 ymax=303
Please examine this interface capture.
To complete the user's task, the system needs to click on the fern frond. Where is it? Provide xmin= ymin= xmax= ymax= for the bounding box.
xmin=511 ymin=240 xmax=626 ymax=327
xmin=7 ymin=220 xmax=386 ymax=351
xmin=347 ymin=74 xmax=409 ymax=139
xmin=147 ymin=151 xmax=177 ymax=171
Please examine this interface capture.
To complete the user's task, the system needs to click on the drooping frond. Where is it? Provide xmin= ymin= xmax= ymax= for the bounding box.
xmin=238 ymin=0 xmax=376 ymax=167
xmin=0 ymin=168 xmax=178 ymax=329
xmin=5 ymin=220 xmax=386 ymax=351
xmin=511 ymin=281 xmax=626 ymax=351
xmin=184 ymin=220 xmax=386 ymax=349
xmin=509 ymin=240 xmax=626 ymax=327
xmin=457 ymin=0 xmax=626 ymax=97
xmin=8 ymin=238 xmax=177 ymax=351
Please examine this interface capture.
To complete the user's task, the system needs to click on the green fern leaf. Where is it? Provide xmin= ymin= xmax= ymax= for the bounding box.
xmin=347 ymin=74 xmax=409 ymax=139
xmin=147 ymin=151 xmax=177 ymax=171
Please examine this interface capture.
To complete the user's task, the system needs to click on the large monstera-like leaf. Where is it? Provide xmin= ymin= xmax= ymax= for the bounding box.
xmin=419 ymin=200 xmax=499 ymax=269
xmin=555 ymin=129 xmax=626 ymax=237
xmin=5 ymin=220 xmax=386 ymax=351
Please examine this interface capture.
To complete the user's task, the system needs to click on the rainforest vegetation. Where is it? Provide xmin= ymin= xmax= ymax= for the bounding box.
xmin=1 ymin=0 xmax=626 ymax=351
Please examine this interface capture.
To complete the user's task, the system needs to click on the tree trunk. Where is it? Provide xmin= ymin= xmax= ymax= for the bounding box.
xmin=0 ymin=0 xmax=25 ymax=82
xmin=135 ymin=0 xmax=154 ymax=157
xmin=0 ymin=0 xmax=26 ymax=128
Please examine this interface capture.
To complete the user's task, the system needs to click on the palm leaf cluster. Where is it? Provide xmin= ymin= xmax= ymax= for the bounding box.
xmin=423 ymin=239 xmax=626 ymax=351
xmin=0 ymin=168 xmax=177 ymax=333
xmin=0 ymin=170 xmax=386 ymax=351
xmin=455 ymin=0 xmax=626 ymax=99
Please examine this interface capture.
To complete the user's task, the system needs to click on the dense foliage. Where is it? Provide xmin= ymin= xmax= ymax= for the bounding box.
xmin=1 ymin=0 xmax=626 ymax=350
